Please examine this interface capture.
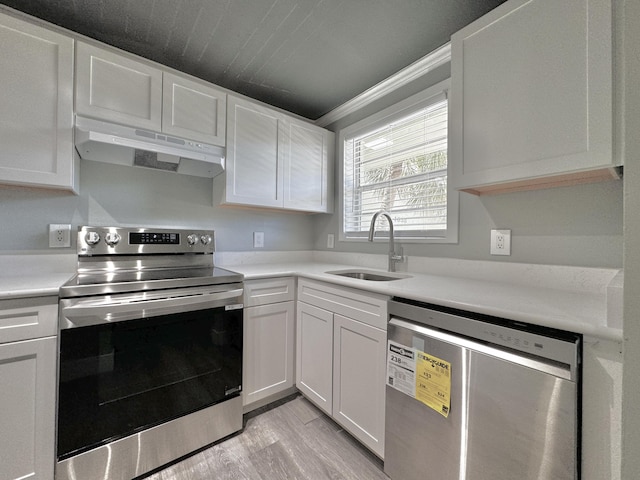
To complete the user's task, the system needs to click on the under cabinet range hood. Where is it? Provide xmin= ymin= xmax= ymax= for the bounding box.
xmin=74 ymin=116 xmax=225 ymax=178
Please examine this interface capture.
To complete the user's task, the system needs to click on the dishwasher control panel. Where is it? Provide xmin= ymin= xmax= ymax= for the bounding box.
xmin=389 ymin=299 xmax=580 ymax=370
xmin=481 ymin=325 xmax=545 ymax=352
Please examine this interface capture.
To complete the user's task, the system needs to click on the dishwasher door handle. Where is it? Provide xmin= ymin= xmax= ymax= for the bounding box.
xmin=389 ymin=317 xmax=574 ymax=381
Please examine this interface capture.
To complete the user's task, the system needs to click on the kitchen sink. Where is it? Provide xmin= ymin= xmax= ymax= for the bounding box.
xmin=326 ymin=269 xmax=411 ymax=281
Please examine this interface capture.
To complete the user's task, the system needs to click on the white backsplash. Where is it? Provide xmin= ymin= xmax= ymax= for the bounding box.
xmin=215 ymin=250 xmax=315 ymax=266
xmin=2 ymin=249 xmax=619 ymax=297
xmin=0 ymin=252 xmax=76 ymax=276
xmin=312 ymin=251 xmax=620 ymax=294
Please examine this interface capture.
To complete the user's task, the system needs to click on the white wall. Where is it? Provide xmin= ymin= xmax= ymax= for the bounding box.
xmin=621 ymin=0 xmax=640 ymax=476
xmin=0 ymin=160 xmax=316 ymax=253
xmin=317 ymin=63 xmax=623 ymax=269
xmin=314 ymin=179 xmax=623 ymax=268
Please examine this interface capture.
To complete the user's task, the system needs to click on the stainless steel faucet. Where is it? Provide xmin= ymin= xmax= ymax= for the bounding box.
xmin=368 ymin=210 xmax=404 ymax=272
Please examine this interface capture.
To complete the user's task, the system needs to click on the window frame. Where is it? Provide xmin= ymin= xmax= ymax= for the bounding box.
xmin=338 ymin=79 xmax=458 ymax=244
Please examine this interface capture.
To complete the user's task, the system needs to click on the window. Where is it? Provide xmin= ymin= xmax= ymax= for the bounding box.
xmin=341 ymin=79 xmax=458 ymax=243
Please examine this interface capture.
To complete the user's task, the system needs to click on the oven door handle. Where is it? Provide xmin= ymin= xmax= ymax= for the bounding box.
xmin=60 ymin=289 xmax=244 ymax=328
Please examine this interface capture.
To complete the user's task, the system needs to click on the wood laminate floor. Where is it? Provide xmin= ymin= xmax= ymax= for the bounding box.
xmin=144 ymin=394 xmax=390 ymax=480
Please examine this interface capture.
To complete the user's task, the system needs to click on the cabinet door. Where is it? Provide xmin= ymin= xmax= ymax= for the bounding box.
xmin=281 ymin=119 xmax=334 ymax=213
xmin=162 ymin=72 xmax=226 ymax=146
xmin=0 ymin=13 xmax=75 ymax=191
xmin=243 ymin=301 xmax=295 ymax=407
xmin=76 ymin=42 xmax=163 ymax=130
xmin=0 ymin=337 xmax=56 ymax=480
xmin=296 ymin=302 xmax=333 ymax=415
xmin=333 ymin=314 xmax=386 ymax=458
xmin=450 ymin=0 xmax=614 ymax=194
xmin=225 ymin=97 xmax=283 ymax=208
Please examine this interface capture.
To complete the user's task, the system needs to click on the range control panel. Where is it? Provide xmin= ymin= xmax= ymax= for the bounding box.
xmin=78 ymin=226 xmax=215 ymax=256
xmin=129 ymin=232 xmax=180 ymax=244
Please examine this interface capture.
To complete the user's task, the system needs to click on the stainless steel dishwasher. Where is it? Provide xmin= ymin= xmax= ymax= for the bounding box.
xmin=385 ymin=298 xmax=581 ymax=480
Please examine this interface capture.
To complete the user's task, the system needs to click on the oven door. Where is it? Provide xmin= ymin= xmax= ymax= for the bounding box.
xmin=57 ymin=284 xmax=243 ymax=461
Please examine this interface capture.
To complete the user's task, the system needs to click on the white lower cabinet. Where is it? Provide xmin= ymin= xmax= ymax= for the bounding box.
xmin=296 ymin=301 xmax=334 ymax=415
xmin=0 ymin=298 xmax=58 ymax=480
xmin=244 ymin=301 xmax=295 ymax=407
xmin=243 ymin=278 xmax=296 ymax=410
xmin=296 ymin=279 xmax=388 ymax=458
xmin=332 ymin=314 xmax=387 ymax=458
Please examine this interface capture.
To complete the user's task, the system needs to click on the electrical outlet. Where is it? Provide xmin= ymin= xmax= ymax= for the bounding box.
xmin=49 ymin=224 xmax=71 ymax=248
xmin=327 ymin=234 xmax=335 ymax=249
xmin=490 ymin=229 xmax=511 ymax=255
xmin=253 ymin=231 xmax=264 ymax=248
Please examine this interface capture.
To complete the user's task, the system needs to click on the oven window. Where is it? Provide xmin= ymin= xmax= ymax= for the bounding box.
xmin=57 ymin=306 xmax=242 ymax=459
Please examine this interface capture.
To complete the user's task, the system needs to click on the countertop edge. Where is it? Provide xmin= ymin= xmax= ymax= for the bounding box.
xmin=0 ymin=273 xmax=74 ymax=300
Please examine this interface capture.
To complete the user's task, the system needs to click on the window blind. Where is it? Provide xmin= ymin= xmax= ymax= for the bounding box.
xmin=343 ymin=93 xmax=448 ymax=238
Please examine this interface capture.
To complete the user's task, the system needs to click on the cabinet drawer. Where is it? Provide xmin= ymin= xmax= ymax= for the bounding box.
xmin=244 ymin=277 xmax=295 ymax=307
xmin=297 ymin=279 xmax=388 ymax=330
xmin=0 ymin=298 xmax=58 ymax=344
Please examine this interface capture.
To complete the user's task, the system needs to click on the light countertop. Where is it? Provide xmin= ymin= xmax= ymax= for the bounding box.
xmin=0 ymin=254 xmax=75 ymax=300
xmin=222 ymin=261 xmax=623 ymax=342
xmin=0 ymin=252 xmax=622 ymax=341
xmin=0 ymin=273 xmax=72 ymax=300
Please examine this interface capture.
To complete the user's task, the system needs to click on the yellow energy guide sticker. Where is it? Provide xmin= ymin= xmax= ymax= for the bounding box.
xmin=415 ymin=351 xmax=451 ymax=418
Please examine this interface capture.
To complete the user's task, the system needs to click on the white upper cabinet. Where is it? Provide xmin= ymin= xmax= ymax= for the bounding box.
xmin=76 ymin=42 xmax=163 ymax=131
xmin=224 ymin=96 xmax=334 ymax=212
xmin=225 ymin=97 xmax=283 ymax=208
xmin=449 ymin=0 xmax=616 ymax=195
xmin=282 ymin=119 xmax=333 ymax=212
xmin=0 ymin=12 xmax=76 ymax=192
xmin=162 ymin=72 xmax=226 ymax=145
xmin=76 ymin=42 xmax=226 ymax=146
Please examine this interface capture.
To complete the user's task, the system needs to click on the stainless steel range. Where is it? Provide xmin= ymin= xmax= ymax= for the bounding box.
xmin=57 ymin=226 xmax=244 ymax=480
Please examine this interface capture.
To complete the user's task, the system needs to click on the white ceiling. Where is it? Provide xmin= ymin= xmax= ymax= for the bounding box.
xmin=1 ymin=0 xmax=506 ymax=120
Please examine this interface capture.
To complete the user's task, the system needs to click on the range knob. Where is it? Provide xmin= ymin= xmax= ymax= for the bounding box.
xmin=200 ymin=234 xmax=212 ymax=245
xmin=85 ymin=231 xmax=101 ymax=246
xmin=105 ymin=232 xmax=121 ymax=247
xmin=187 ymin=234 xmax=200 ymax=245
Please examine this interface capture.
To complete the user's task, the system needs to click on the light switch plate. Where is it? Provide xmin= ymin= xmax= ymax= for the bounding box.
xmin=327 ymin=234 xmax=335 ymax=249
xmin=253 ymin=231 xmax=264 ymax=248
